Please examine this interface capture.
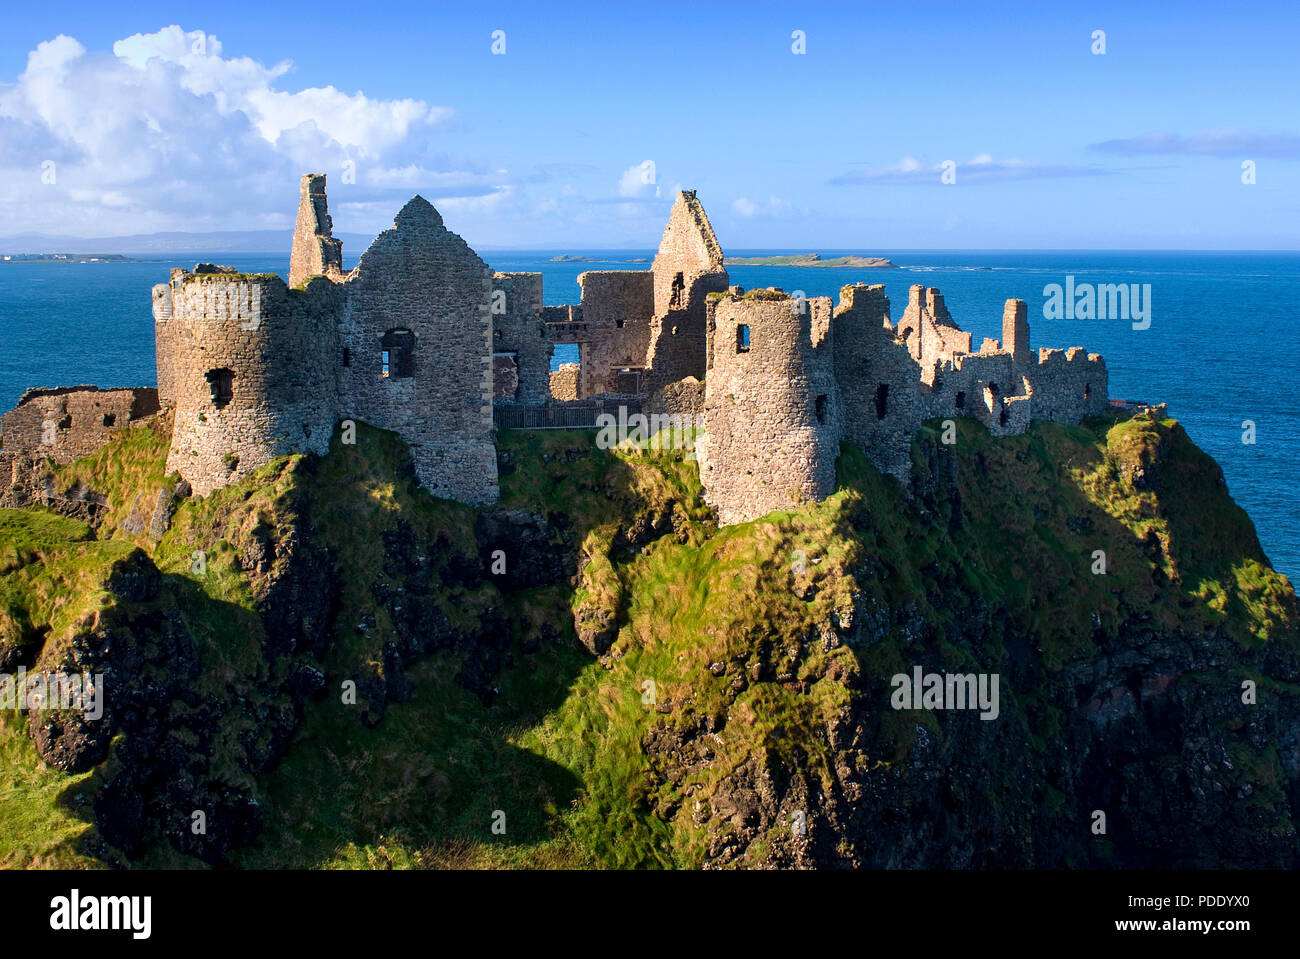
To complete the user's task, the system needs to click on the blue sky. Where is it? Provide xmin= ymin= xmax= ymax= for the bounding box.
xmin=1 ymin=0 xmax=1297 ymax=248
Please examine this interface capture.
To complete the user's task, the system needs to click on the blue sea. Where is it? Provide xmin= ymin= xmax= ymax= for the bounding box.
xmin=1 ymin=249 xmax=1296 ymax=580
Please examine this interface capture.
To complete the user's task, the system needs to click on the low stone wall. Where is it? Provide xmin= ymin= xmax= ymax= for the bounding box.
xmin=0 ymin=386 xmax=160 ymax=465
xmin=549 ymin=363 xmax=580 ymax=401
xmin=646 ymin=375 xmax=705 ymax=418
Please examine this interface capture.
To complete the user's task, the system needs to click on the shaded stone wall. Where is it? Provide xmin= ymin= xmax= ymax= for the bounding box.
xmin=338 ymin=198 xmax=498 ymax=505
xmin=491 ymin=272 xmax=549 ymax=404
xmin=0 ymin=386 xmax=159 ymax=464
xmin=160 ymin=272 xmax=342 ymax=495
xmin=832 ymin=284 xmax=920 ymax=483
xmin=699 ymin=293 xmax=838 ymax=525
xmin=1027 ymin=348 xmax=1109 ymax=424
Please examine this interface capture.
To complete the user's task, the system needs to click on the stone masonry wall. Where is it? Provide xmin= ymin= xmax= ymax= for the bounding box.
xmin=699 ymin=293 xmax=838 ymax=525
xmin=575 ymin=270 xmax=655 ymax=397
xmin=832 ymin=284 xmax=921 ymax=483
xmin=338 ymin=197 xmax=498 ymax=505
xmin=897 ymin=284 xmax=972 ymax=372
xmin=160 ymin=272 xmax=342 ymax=494
xmin=491 ymin=272 xmax=549 ymax=404
xmin=549 ymin=363 xmax=580 ymax=401
xmin=0 ymin=386 xmax=159 ymax=464
xmin=288 ymin=173 xmax=346 ymax=289
xmin=1027 ymin=348 xmax=1109 ymax=424
xmin=644 ymin=191 xmax=730 ymax=390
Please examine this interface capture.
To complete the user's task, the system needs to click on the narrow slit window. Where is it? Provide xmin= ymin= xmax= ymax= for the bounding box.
xmin=736 ymin=324 xmax=751 ymax=353
xmin=381 ymin=350 xmax=391 ymax=378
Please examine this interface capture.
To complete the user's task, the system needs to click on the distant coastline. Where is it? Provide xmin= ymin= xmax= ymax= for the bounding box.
xmin=725 ymin=253 xmax=896 ymax=268
xmin=549 ymin=254 xmax=650 ymax=263
xmin=1 ymin=253 xmax=142 ymax=264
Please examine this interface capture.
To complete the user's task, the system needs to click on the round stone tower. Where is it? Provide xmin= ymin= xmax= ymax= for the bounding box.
xmin=698 ymin=290 xmax=839 ymax=525
xmin=155 ymin=267 xmax=342 ymax=495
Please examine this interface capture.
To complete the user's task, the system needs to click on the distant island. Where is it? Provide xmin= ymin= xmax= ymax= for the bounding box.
xmin=725 ymin=253 xmax=896 ymax=268
xmin=549 ymin=255 xmax=650 ymax=263
xmin=1 ymin=253 xmax=142 ymax=263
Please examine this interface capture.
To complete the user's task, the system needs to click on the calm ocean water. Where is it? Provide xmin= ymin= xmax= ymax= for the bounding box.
xmin=1 ymin=249 xmax=1296 ymax=580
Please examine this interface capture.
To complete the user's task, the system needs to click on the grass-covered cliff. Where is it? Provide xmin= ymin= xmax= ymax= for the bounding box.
xmin=1 ymin=409 xmax=1296 ymax=869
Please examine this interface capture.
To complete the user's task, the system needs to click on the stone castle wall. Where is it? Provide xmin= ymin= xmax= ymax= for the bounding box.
xmin=549 ymin=363 xmax=580 ymax=402
xmin=0 ymin=386 xmax=159 ymax=464
xmin=699 ymin=293 xmax=839 ymax=525
xmin=575 ymin=270 xmax=655 ymax=397
xmin=338 ymin=198 xmax=498 ymax=505
xmin=693 ymin=283 xmax=1113 ymax=524
xmin=491 ymin=272 xmax=549 ymax=404
xmin=157 ymin=271 xmax=342 ymax=494
xmin=644 ymin=191 xmax=730 ymax=390
xmin=832 ymin=284 xmax=921 ymax=482
xmin=1027 ymin=347 xmax=1109 ymax=423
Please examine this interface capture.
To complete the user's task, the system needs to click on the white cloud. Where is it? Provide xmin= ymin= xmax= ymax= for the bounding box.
xmin=831 ymin=153 xmax=1104 ymax=185
xmin=618 ymin=160 xmax=658 ymax=198
xmin=0 ymin=25 xmax=475 ymax=236
xmin=1089 ymin=129 xmax=1300 ymax=157
xmin=732 ymin=196 xmax=760 ymax=217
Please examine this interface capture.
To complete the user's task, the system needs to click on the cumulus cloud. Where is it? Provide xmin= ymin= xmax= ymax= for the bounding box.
xmin=831 ymin=154 xmax=1104 ymax=185
xmin=618 ymin=160 xmax=659 ymax=198
xmin=0 ymin=26 xmax=489 ymax=236
xmin=1088 ymin=130 xmax=1300 ymax=157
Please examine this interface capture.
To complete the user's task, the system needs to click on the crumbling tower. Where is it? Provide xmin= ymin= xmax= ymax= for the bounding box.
xmin=153 ymin=266 xmax=343 ymax=495
xmin=289 ymin=173 xmax=345 ymax=289
xmin=896 ymin=284 xmax=972 ymax=374
xmin=698 ymin=291 xmax=838 ymax=525
xmin=643 ymin=190 xmax=730 ymax=388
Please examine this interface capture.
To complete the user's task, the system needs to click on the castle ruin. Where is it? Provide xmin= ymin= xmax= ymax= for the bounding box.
xmin=1 ymin=174 xmax=1110 ymax=526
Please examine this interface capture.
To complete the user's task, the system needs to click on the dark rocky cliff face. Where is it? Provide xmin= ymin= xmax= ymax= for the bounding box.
xmin=0 ymin=411 xmax=1295 ymax=868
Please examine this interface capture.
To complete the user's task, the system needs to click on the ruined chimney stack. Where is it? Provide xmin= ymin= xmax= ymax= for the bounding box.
xmin=1002 ymin=298 xmax=1030 ymax=366
xmin=289 ymin=172 xmax=344 ymax=289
